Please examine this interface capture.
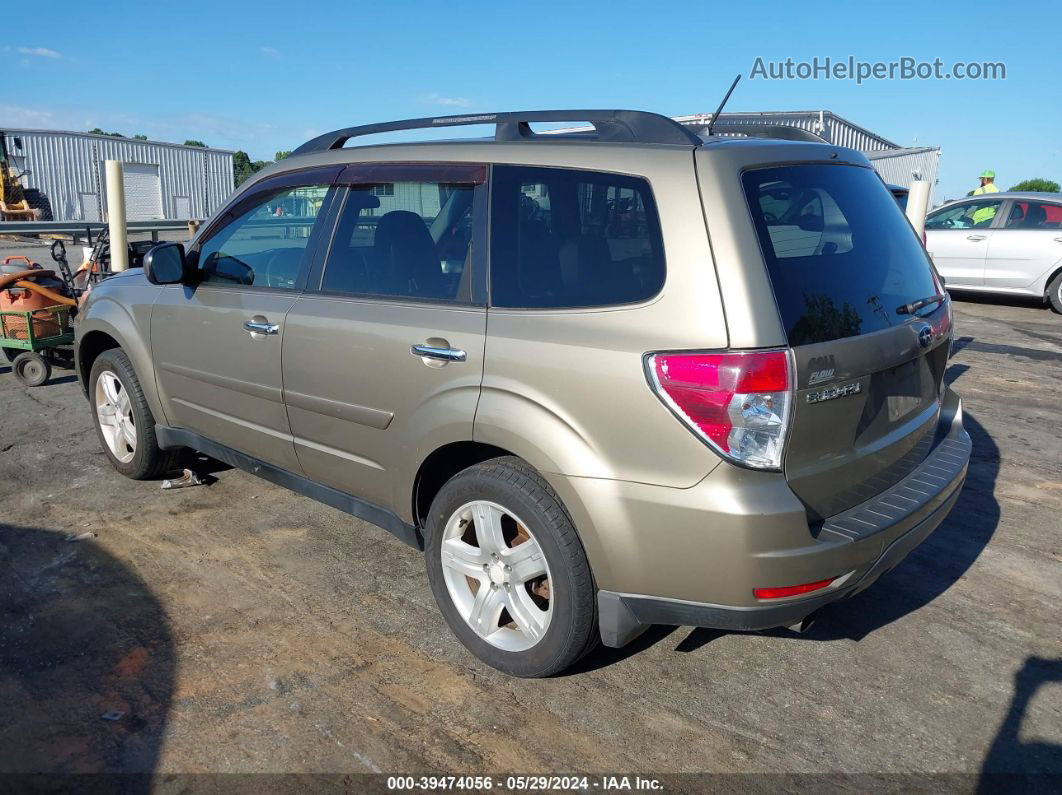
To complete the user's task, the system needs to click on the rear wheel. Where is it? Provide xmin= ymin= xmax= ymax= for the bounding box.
xmin=89 ymin=348 xmax=177 ymax=479
xmin=1048 ymin=271 xmax=1062 ymax=314
xmin=424 ymin=457 xmax=598 ymax=677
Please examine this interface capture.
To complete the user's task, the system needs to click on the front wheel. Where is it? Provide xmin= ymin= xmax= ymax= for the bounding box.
xmin=89 ymin=349 xmax=177 ymax=479
xmin=424 ymin=457 xmax=598 ymax=677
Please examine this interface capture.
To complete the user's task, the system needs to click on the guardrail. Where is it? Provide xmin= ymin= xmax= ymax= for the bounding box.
xmin=0 ymin=219 xmax=203 ymax=244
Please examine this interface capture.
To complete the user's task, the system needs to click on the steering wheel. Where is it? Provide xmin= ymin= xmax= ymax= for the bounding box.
xmin=263 ymin=249 xmax=300 ymax=289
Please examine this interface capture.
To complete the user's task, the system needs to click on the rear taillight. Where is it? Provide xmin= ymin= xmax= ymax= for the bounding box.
xmin=647 ymin=350 xmax=792 ymax=470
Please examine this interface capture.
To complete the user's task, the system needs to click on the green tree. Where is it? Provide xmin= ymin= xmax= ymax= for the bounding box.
xmin=1009 ymin=178 xmax=1060 ymax=193
xmin=88 ymin=128 xmax=125 ymax=137
xmin=274 ymin=150 xmax=292 ymax=161
xmin=233 ymin=150 xmax=274 ymax=187
xmin=183 ymin=139 xmax=207 ymax=148
xmin=133 ymin=134 xmax=148 ymax=140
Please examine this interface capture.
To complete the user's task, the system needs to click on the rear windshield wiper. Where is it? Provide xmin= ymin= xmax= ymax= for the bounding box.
xmin=896 ymin=294 xmax=946 ymax=315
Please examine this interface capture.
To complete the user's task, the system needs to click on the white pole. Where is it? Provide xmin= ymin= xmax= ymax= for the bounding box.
xmin=104 ymin=160 xmax=129 ymax=272
xmin=905 ymin=179 xmax=932 ymax=239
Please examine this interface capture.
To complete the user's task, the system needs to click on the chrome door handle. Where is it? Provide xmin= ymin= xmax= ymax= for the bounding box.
xmin=1054 ymin=237 xmax=1062 ymax=243
xmin=244 ymin=320 xmax=279 ymax=336
xmin=966 ymin=234 xmax=987 ymax=241
xmin=411 ymin=343 xmax=466 ymax=362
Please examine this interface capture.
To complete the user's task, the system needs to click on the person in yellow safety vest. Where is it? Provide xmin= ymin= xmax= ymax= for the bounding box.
xmin=972 ymin=169 xmax=999 ymax=195
xmin=970 ymin=170 xmax=1000 ymax=225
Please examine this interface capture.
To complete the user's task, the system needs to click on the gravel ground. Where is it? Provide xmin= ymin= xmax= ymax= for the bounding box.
xmin=0 ymin=291 xmax=1059 ymax=790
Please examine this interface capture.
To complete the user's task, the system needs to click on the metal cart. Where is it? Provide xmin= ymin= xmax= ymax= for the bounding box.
xmin=0 ymin=304 xmax=75 ymax=386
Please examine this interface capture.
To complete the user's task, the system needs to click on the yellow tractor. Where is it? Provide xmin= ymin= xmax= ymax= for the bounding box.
xmin=0 ymin=134 xmax=39 ymax=221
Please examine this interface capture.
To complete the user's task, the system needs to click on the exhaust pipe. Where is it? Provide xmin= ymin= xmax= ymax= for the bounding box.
xmin=787 ymin=610 xmax=820 ymax=634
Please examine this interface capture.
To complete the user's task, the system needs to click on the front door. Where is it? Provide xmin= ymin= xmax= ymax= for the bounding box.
xmin=924 ymin=198 xmax=1005 ymax=287
xmin=151 ymin=169 xmax=339 ymax=472
xmin=282 ymin=163 xmax=487 ymax=513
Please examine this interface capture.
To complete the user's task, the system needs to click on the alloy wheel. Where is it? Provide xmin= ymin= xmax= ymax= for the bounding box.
xmin=95 ymin=371 xmax=137 ymax=463
xmin=439 ymin=500 xmax=553 ymax=652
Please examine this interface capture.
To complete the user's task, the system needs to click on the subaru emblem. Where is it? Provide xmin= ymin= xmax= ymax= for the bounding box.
xmin=917 ymin=325 xmax=933 ymax=349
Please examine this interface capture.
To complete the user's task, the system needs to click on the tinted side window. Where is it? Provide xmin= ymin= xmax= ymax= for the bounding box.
xmin=925 ymin=199 xmax=1003 ymax=230
xmin=1004 ymin=201 xmax=1062 ymax=229
xmin=196 ymin=186 xmax=328 ymax=289
xmin=320 ymin=181 xmax=476 ymax=302
xmin=490 ymin=165 xmax=665 ymax=308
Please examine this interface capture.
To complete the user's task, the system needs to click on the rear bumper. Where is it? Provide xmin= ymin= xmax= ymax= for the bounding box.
xmin=589 ymin=389 xmax=971 ymax=648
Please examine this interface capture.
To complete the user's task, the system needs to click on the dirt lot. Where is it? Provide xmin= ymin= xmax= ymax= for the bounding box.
xmin=1 ymin=281 xmax=1060 ymax=788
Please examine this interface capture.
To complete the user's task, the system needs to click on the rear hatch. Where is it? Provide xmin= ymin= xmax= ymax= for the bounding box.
xmin=742 ymin=163 xmax=951 ymax=520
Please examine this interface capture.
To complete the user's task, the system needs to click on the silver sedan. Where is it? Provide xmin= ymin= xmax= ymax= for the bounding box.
xmin=925 ymin=191 xmax=1062 ymax=312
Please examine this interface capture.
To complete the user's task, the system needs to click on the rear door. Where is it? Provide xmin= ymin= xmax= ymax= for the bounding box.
xmin=151 ymin=168 xmax=339 ymax=472
xmin=985 ymin=198 xmax=1062 ymax=291
xmin=924 ymin=198 xmax=1005 ymax=287
xmin=743 ymin=164 xmax=953 ymax=520
xmin=281 ymin=163 xmax=487 ymax=511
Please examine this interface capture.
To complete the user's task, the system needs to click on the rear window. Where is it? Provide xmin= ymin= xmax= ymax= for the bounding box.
xmin=743 ymin=164 xmax=938 ymax=346
xmin=490 ymin=165 xmax=665 ymax=308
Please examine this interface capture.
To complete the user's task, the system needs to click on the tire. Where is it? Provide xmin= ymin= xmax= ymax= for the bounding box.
xmin=424 ymin=456 xmax=598 ymax=677
xmin=1048 ymin=271 xmax=1062 ymax=314
xmin=12 ymin=351 xmax=51 ymax=387
xmin=89 ymin=348 xmax=177 ymax=479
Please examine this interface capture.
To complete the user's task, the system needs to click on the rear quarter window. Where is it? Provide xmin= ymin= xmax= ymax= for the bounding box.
xmin=742 ymin=164 xmax=938 ymax=345
xmin=490 ymin=165 xmax=665 ymax=308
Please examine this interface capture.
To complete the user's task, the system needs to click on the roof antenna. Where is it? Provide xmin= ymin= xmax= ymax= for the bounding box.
xmin=705 ymin=74 xmax=741 ymax=137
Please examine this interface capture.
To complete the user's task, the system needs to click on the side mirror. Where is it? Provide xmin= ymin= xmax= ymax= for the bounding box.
xmin=144 ymin=242 xmax=188 ymax=285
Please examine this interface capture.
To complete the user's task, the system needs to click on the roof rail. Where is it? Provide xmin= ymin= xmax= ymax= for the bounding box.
xmin=694 ymin=121 xmax=827 ymax=143
xmin=291 ymin=110 xmax=703 ymax=155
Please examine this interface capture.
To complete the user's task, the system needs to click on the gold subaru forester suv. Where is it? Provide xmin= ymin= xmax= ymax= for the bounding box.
xmin=75 ymin=110 xmax=970 ymax=676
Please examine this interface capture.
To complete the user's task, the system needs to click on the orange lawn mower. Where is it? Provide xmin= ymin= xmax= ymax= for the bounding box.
xmin=0 ymin=254 xmax=78 ymax=387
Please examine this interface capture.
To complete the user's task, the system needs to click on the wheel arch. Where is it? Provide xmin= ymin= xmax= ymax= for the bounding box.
xmin=410 ymin=440 xmax=609 ymax=596
xmin=77 ymin=329 xmax=121 ymax=395
xmin=411 ymin=441 xmax=514 ymax=527
xmin=1042 ymin=261 xmax=1062 ymax=302
xmin=76 ymin=307 xmax=166 ymax=423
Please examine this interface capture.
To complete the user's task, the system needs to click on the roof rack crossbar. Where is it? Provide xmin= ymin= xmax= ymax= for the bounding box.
xmin=291 ymin=109 xmax=703 ymax=155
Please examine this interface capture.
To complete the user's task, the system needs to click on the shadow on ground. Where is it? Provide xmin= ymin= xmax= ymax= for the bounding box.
xmin=0 ymin=523 xmax=174 ymax=789
xmin=978 ymin=656 xmax=1062 ymax=790
xmin=949 ymin=291 xmax=1051 ymax=312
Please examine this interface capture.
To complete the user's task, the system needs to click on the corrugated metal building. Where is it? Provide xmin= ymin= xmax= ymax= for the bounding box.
xmin=864 ymin=146 xmax=941 ymax=189
xmin=1 ymin=129 xmax=234 ymax=222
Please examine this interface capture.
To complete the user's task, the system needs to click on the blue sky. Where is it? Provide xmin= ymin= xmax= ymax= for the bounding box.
xmin=4 ymin=0 xmax=1059 ymax=201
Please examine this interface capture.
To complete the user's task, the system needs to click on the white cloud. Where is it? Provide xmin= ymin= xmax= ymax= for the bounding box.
xmin=420 ymin=92 xmax=473 ymax=108
xmin=2 ymin=104 xmax=312 ymax=161
xmin=260 ymin=46 xmax=279 ymax=57
xmin=0 ymin=105 xmax=56 ymax=126
xmin=18 ymin=46 xmax=61 ymax=58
